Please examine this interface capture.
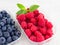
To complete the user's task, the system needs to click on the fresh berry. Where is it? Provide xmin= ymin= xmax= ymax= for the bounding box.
xmin=2 ymin=26 xmax=7 ymax=31
xmin=26 ymin=12 xmax=34 ymax=19
xmin=17 ymin=14 xmax=26 ymax=22
xmin=0 ymin=30 xmax=2 ymax=37
xmin=46 ymin=21 xmax=53 ymax=29
xmin=30 ymin=18 xmax=36 ymax=25
xmin=0 ymin=22 xmax=5 ymax=26
xmin=21 ymin=21 xmax=27 ymax=29
xmin=45 ymin=35 xmax=50 ymax=39
xmin=27 ymin=23 xmax=33 ymax=28
xmin=0 ymin=37 xmax=6 ymax=44
xmin=31 ymin=25 xmax=38 ymax=32
xmin=39 ymin=27 xmax=46 ymax=35
xmin=30 ymin=35 xmax=36 ymax=42
xmin=25 ymin=29 xmax=31 ymax=37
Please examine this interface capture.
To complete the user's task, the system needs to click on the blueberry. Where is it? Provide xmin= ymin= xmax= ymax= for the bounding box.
xmin=6 ymin=37 xmax=12 ymax=43
xmin=0 ymin=30 xmax=2 ymax=37
xmin=14 ymin=30 xmax=21 ymax=37
xmin=6 ymin=18 xmax=11 ymax=24
xmin=10 ymin=19 xmax=15 ymax=25
xmin=0 ymin=13 xmax=2 ymax=18
xmin=7 ymin=26 xmax=12 ymax=32
xmin=6 ymin=13 xmax=10 ymax=18
xmin=3 ymin=32 xmax=10 ymax=38
xmin=12 ymin=36 xmax=19 ymax=41
xmin=10 ymin=32 xmax=14 ymax=36
xmin=11 ymin=25 xmax=16 ymax=31
xmin=0 ymin=37 xmax=6 ymax=44
xmin=0 ymin=22 xmax=5 ymax=26
xmin=2 ymin=19 xmax=6 ymax=24
xmin=0 ymin=25 xmax=1 ymax=28
xmin=2 ymin=26 xmax=6 ymax=31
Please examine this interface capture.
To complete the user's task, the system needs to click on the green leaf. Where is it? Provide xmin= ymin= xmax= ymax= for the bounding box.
xmin=16 ymin=10 xmax=27 ymax=15
xmin=17 ymin=3 xmax=26 ymax=10
xmin=29 ymin=5 xmax=39 ymax=12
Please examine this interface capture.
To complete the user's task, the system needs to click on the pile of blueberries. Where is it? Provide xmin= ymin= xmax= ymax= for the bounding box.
xmin=0 ymin=10 xmax=21 ymax=45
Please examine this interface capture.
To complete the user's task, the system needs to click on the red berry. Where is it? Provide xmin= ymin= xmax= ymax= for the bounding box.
xmin=31 ymin=25 xmax=38 ymax=32
xmin=27 ymin=23 xmax=33 ymax=28
xmin=36 ymin=35 xmax=44 ymax=42
xmin=30 ymin=18 xmax=36 ymax=25
xmin=25 ymin=29 xmax=31 ymax=37
xmin=39 ymin=27 xmax=46 ymax=35
xmin=46 ymin=21 xmax=53 ymax=29
xmin=17 ymin=14 xmax=26 ymax=22
xmin=26 ymin=12 xmax=34 ymax=19
xmin=37 ymin=13 xmax=44 ymax=20
xmin=47 ymin=29 xmax=53 ymax=36
xmin=33 ymin=10 xmax=39 ymax=16
xmin=21 ymin=21 xmax=27 ymax=29
xmin=30 ymin=35 xmax=36 ymax=42
xmin=45 ymin=35 xmax=50 ymax=39
xmin=34 ymin=31 xmax=44 ymax=42
xmin=38 ymin=18 xmax=45 ymax=27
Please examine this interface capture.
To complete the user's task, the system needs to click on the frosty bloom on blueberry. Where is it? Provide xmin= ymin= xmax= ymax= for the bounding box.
xmin=16 ymin=4 xmax=53 ymax=42
xmin=0 ymin=10 xmax=21 ymax=45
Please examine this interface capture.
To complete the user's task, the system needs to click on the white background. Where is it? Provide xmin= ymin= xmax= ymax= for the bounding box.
xmin=0 ymin=0 xmax=60 ymax=45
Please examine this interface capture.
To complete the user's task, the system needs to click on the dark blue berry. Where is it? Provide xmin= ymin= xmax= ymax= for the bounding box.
xmin=6 ymin=37 xmax=12 ymax=43
xmin=10 ymin=32 xmax=14 ymax=36
xmin=2 ymin=26 xmax=6 ymax=31
xmin=10 ymin=19 xmax=15 ymax=25
xmin=12 ymin=36 xmax=19 ymax=41
xmin=2 ymin=19 xmax=6 ymax=24
xmin=6 ymin=13 xmax=10 ymax=18
xmin=3 ymin=32 xmax=10 ymax=38
xmin=0 ymin=25 xmax=1 ymax=28
xmin=0 ymin=37 xmax=6 ymax=44
xmin=6 ymin=18 xmax=11 ymax=24
xmin=0 ymin=30 xmax=2 ymax=37
xmin=7 ymin=26 xmax=12 ymax=32
xmin=0 ymin=22 xmax=5 ymax=26
xmin=0 ymin=13 xmax=2 ymax=18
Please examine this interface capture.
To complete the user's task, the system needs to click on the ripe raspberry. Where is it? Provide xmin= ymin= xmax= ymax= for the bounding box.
xmin=26 ymin=12 xmax=34 ymax=19
xmin=47 ymin=29 xmax=53 ymax=36
xmin=33 ymin=10 xmax=39 ymax=16
xmin=30 ymin=18 xmax=36 ymax=25
xmin=46 ymin=21 xmax=53 ymax=29
xmin=38 ymin=18 xmax=45 ymax=27
xmin=17 ymin=14 xmax=26 ymax=23
xmin=25 ymin=29 xmax=31 ymax=37
xmin=36 ymin=35 xmax=44 ymax=42
xmin=39 ymin=27 xmax=46 ymax=35
xmin=31 ymin=25 xmax=38 ymax=32
xmin=30 ymin=35 xmax=36 ymax=42
xmin=27 ymin=23 xmax=33 ymax=28
xmin=35 ymin=31 xmax=45 ymax=42
xmin=45 ymin=35 xmax=50 ymax=39
xmin=37 ymin=13 xmax=44 ymax=20
xmin=21 ymin=21 xmax=27 ymax=29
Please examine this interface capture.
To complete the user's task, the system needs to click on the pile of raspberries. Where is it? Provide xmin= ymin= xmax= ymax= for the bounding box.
xmin=17 ymin=10 xmax=53 ymax=42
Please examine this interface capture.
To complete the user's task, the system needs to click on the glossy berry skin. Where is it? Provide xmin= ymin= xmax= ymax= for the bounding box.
xmin=27 ymin=23 xmax=33 ymax=28
xmin=0 ymin=30 xmax=2 ymax=37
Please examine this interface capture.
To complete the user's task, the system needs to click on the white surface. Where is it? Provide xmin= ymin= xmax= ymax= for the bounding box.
xmin=0 ymin=0 xmax=60 ymax=45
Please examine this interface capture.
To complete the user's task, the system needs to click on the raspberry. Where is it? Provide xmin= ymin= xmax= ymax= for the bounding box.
xmin=46 ymin=21 xmax=53 ymax=29
xmin=31 ymin=25 xmax=38 ymax=32
xmin=47 ymin=29 xmax=53 ymax=36
xmin=17 ymin=14 xmax=26 ymax=23
xmin=21 ymin=21 xmax=27 ymax=29
xmin=45 ymin=35 xmax=50 ymax=39
xmin=35 ymin=31 xmax=44 ymax=42
xmin=39 ymin=27 xmax=46 ymax=35
xmin=30 ymin=35 xmax=36 ymax=42
xmin=26 ymin=12 xmax=34 ymax=19
xmin=30 ymin=18 xmax=36 ymax=25
xmin=37 ymin=13 xmax=44 ymax=20
xmin=33 ymin=10 xmax=39 ymax=16
xmin=38 ymin=18 xmax=45 ymax=27
xmin=25 ymin=29 xmax=31 ymax=37
xmin=36 ymin=35 xmax=44 ymax=42
xmin=34 ymin=31 xmax=42 ymax=37
xmin=27 ymin=23 xmax=33 ymax=28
